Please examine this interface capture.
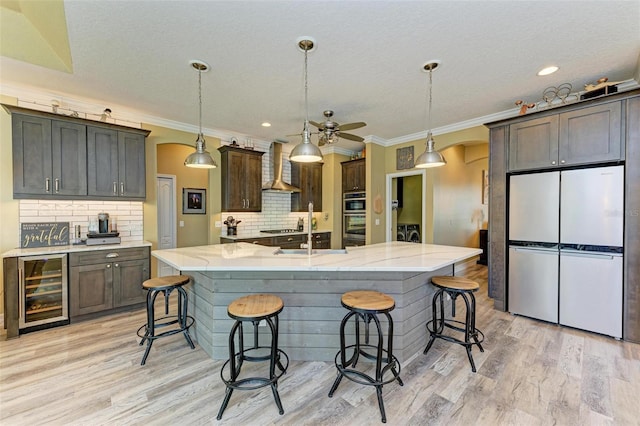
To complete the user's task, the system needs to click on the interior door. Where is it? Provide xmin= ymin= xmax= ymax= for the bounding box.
xmin=157 ymin=175 xmax=177 ymax=276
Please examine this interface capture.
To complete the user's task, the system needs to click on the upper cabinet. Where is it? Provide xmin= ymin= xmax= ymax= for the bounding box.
xmin=87 ymin=126 xmax=146 ymax=199
xmin=5 ymin=105 xmax=150 ymax=200
xmin=218 ymin=145 xmax=264 ymax=212
xmin=509 ymin=102 xmax=622 ymax=171
xmin=291 ymin=162 xmax=323 ymax=212
xmin=12 ymin=113 xmax=88 ymax=197
xmin=342 ymin=158 xmax=366 ymax=192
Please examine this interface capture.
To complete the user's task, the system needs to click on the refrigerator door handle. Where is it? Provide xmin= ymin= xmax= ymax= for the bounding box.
xmin=560 ymin=251 xmax=619 ymax=260
xmin=511 ymin=247 xmax=558 ymax=254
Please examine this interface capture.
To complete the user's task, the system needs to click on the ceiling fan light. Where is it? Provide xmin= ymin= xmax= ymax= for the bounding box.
xmin=415 ymin=133 xmax=446 ymax=168
xmin=185 ymin=134 xmax=217 ymax=168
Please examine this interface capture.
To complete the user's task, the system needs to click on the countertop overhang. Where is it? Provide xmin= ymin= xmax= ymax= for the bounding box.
xmin=152 ymin=241 xmax=482 ymax=272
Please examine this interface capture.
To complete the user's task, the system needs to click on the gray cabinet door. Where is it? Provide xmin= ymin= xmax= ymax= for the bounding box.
xmin=291 ymin=162 xmax=323 ymax=212
xmin=113 ymin=258 xmax=149 ymax=307
xmin=52 ymin=120 xmax=87 ymax=196
xmin=509 ymin=115 xmax=559 ymax=171
xmin=69 ymin=263 xmax=113 ymax=317
xmin=559 ymin=102 xmax=622 ymax=166
xmin=12 ymin=114 xmax=53 ymax=196
xmin=219 ymin=146 xmax=263 ymax=211
xmin=87 ymin=126 xmax=120 ymax=197
xmin=118 ymin=132 xmax=146 ymax=198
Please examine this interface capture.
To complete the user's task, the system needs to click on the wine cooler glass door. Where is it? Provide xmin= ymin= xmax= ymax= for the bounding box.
xmin=19 ymin=254 xmax=69 ymax=329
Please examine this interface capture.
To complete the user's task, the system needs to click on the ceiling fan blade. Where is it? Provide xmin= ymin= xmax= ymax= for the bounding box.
xmin=338 ymin=122 xmax=366 ymax=131
xmin=337 ymin=132 xmax=364 ymax=142
xmin=309 ymin=120 xmax=323 ymax=129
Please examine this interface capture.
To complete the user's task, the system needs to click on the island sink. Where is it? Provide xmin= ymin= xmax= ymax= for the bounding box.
xmin=274 ymin=248 xmax=348 ymax=255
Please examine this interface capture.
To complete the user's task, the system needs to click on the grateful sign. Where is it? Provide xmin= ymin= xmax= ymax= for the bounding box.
xmin=21 ymin=222 xmax=70 ymax=248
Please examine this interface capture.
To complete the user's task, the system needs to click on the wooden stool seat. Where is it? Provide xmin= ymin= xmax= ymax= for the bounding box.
xmin=431 ymin=276 xmax=479 ymax=292
xmin=228 ymin=294 xmax=284 ymax=319
xmin=341 ymin=290 xmax=395 ymax=312
xmin=142 ymin=275 xmax=190 ymax=290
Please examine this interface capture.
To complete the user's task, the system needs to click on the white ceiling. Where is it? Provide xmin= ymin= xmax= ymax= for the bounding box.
xmin=1 ymin=1 xmax=639 ymax=152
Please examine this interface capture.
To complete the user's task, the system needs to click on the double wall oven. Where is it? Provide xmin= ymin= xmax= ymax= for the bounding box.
xmin=343 ymin=191 xmax=366 ymax=247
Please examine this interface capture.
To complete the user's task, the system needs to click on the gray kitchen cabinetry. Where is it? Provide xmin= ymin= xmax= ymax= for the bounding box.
xmin=4 ymin=104 xmax=150 ymax=201
xmin=218 ymin=145 xmax=264 ymax=212
xmin=219 ymin=236 xmax=272 ymax=245
xmin=312 ymin=232 xmax=331 ymax=249
xmin=87 ymin=126 xmax=147 ymax=199
xmin=342 ymin=158 xmax=366 ymax=192
xmin=291 ymin=162 xmax=323 ymax=212
xmin=487 ymin=89 xmax=640 ymax=344
xmin=11 ymin=113 xmax=87 ymax=197
xmin=69 ymin=247 xmax=150 ymax=318
xmin=509 ymin=102 xmax=622 ymax=171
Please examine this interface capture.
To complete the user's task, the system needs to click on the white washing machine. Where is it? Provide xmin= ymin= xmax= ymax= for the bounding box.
xmin=397 ymin=224 xmax=407 ymax=241
xmin=406 ymin=224 xmax=421 ymax=243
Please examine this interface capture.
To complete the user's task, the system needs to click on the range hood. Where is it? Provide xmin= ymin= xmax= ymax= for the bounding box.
xmin=262 ymin=141 xmax=301 ymax=193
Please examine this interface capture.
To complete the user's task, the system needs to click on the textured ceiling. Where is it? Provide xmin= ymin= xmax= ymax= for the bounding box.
xmin=1 ymin=1 xmax=639 ymax=151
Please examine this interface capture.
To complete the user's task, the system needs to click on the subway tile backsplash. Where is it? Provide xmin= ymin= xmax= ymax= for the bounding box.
xmin=19 ymin=200 xmax=144 ymax=242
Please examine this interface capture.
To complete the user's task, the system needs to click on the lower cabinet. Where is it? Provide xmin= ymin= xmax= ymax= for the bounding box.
xmin=220 ymin=232 xmax=331 ymax=249
xmin=69 ymin=247 xmax=150 ymax=318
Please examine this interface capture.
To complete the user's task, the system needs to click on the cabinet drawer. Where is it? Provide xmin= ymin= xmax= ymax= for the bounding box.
xmin=70 ymin=247 xmax=149 ymax=266
xmin=273 ymin=234 xmax=305 ymax=245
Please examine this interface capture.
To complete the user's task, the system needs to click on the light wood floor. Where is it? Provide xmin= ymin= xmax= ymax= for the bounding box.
xmin=1 ymin=265 xmax=639 ymax=425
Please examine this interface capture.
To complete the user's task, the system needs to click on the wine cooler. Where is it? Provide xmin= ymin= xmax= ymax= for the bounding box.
xmin=19 ymin=254 xmax=69 ymax=330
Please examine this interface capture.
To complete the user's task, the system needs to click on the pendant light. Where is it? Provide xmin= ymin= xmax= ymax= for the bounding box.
xmin=289 ymin=37 xmax=323 ymax=163
xmin=184 ymin=60 xmax=217 ymax=169
xmin=415 ymin=61 xmax=446 ymax=168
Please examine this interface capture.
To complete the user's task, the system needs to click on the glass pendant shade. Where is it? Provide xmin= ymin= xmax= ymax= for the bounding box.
xmin=185 ymin=60 xmax=217 ymax=169
xmin=184 ymin=133 xmax=217 ymax=168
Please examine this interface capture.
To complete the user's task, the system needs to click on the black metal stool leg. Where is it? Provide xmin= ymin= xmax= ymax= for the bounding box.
xmin=266 ymin=317 xmax=284 ymax=415
xmin=140 ymin=290 xmax=159 ymax=366
xmin=177 ymin=287 xmax=195 ymax=349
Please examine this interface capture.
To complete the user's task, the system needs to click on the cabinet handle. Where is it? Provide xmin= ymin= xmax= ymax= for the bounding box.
xmin=106 ymin=264 xmax=111 ymax=269
xmin=246 ymin=199 xmax=250 ymax=208
xmin=560 ymin=160 xmax=565 ymax=164
xmin=287 ymin=237 xmax=294 ymax=242
xmin=120 ymin=182 xmax=125 ymax=195
xmin=45 ymin=178 xmax=51 ymax=192
xmin=113 ymin=182 xmax=118 ymax=194
xmin=551 ymin=161 xmax=556 ymax=165
xmin=54 ymin=178 xmax=60 ymax=193
xmin=106 ymin=253 xmax=119 ymax=258
xmin=114 ymin=263 xmax=119 ymax=268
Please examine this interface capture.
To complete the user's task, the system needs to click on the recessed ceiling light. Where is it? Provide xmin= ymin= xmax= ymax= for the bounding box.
xmin=261 ymin=122 xmax=271 ymax=127
xmin=538 ymin=66 xmax=559 ymax=76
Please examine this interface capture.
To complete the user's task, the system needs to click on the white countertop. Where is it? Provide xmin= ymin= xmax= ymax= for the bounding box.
xmin=2 ymin=240 xmax=152 ymax=258
xmin=152 ymin=241 xmax=482 ymax=272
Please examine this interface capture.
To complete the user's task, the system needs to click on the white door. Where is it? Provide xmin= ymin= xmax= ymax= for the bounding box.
xmin=157 ymin=175 xmax=177 ymax=276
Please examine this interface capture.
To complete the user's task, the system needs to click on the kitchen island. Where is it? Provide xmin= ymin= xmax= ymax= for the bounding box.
xmin=152 ymin=241 xmax=482 ymax=362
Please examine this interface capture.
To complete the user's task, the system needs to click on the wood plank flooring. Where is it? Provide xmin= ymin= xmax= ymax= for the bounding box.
xmin=1 ymin=265 xmax=639 ymax=425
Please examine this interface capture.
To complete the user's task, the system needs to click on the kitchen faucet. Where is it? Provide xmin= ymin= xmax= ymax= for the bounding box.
xmin=300 ymin=202 xmax=314 ymax=255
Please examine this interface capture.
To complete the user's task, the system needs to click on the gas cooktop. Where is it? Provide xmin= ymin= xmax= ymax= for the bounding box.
xmin=260 ymin=229 xmax=301 ymax=234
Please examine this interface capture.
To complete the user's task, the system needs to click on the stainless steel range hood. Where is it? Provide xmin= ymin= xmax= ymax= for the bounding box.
xmin=262 ymin=141 xmax=301 ymax=192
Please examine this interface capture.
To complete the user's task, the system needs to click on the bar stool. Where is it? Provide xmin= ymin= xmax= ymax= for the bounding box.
xmin=136 ymin=275 xmax=195 ymax=366
xmin=328 ymin=290 xmax=403 ymax=424
xmin=424 ymin=276 xmax=485 ymax=372
xmin=217 ymin=294 xmax=289 ymax=420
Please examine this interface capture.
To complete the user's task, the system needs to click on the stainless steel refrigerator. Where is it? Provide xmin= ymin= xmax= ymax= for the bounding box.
xmin=508 ymin=165 xmax=624 ymax=338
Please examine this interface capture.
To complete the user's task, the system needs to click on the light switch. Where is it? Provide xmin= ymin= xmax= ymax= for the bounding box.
xmin=375 ymin=218 xmax=380 ymax=225
xmin=215 ymin=221 xmax=222 ymax=227
xmin=179 ymin=221 xmax=184 ymax=227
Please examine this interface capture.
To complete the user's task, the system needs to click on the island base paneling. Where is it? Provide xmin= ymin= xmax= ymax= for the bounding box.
xmin=182 ymin=267 xmax=454 ymax=363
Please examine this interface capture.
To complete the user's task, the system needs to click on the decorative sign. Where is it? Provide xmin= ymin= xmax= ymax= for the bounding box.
xmin=396 ymin=146 xmax=414 ymax=170
xmin=21 ymin=222 xmax=70 ymax=248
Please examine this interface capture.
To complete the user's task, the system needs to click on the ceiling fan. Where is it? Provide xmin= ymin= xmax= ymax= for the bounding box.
xmin=310 ymin=110 xmax=366 ymax=146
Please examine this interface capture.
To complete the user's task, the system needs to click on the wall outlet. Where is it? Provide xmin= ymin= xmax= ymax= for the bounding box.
xmin=324 ymin=213 xmax=329 ymax=221
xmin=375 ymin=218 xmax=380 ymax=225
xmin=214 ymin=221 xmax=222 ymax=227
xmin=179 ymin=220 xmax=185 ymax=227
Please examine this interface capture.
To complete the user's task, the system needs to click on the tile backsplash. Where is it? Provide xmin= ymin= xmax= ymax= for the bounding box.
xmin=19 ymin=200 xmax=143 ymax=242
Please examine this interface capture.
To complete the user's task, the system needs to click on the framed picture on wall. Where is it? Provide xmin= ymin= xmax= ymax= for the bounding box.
xmin=396 ymin=146 xmax=414 ymax=170
xmin=183 ymin=188 xmax=206 ymax=214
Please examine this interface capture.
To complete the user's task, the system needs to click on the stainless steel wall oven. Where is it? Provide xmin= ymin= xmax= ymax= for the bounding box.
xmin=343 ymin=191 xmax=366 ymax=247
